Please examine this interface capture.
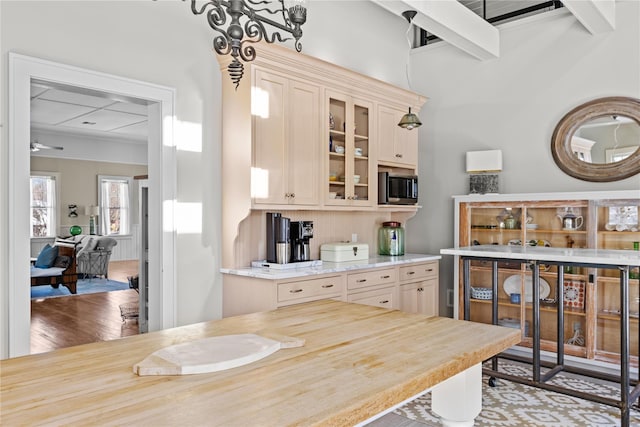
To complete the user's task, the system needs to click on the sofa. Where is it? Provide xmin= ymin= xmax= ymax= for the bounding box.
xmin=30 ymin=239 xmax=79 ymax=294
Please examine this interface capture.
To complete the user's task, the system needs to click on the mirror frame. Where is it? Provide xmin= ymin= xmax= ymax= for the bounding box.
xmin=551 ymin=96 xmax=640 ymax=182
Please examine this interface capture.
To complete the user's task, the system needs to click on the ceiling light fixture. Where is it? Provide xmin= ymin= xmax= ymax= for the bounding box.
xmin=190 ymin=0 xmax=308 ymax=89
xmin=398 ymin=10 xmax=422 ymax=130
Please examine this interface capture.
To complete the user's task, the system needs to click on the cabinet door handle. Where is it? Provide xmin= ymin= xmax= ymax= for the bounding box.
xmin=426 ymin=268 xmax=433 ymax=272
xmin=290 ymin=193 xmax=295 ymax=198
xmin=395 ymin=154 xmax=403 ymax=158
xmin=289 ymin=289 xmax=303 ymax=293
xmin=356 ymin=279 xmax=367 ymax=283
xmin=381 ymin=275 xmax=390 ymax=279
xmin=417 ymin=288 xmax=424 ymax=292
xmin=379 ymin=300 xmax=390 ymax=304
xmin=407 ymin=271 xmax=415 ymax=275
xmin=321 ymin=284 xmax=334 ymax=288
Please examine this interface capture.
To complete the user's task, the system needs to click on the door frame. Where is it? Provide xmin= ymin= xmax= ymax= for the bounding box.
xmin=8 ymin=53 xmax=177 ymax=357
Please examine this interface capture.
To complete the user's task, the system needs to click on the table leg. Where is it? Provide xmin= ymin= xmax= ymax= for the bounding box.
xmin=432 ymin=363 xmax=482 ymax=427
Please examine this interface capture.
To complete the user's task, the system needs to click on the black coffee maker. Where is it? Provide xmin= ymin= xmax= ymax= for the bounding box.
xmin=290 ymin=221 xmax=313 ymax=262
xmin=266 ymin=212 xmax=291 ymax=264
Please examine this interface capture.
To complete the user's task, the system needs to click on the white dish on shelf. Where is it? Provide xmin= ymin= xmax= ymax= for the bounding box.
xmin=503 ymin=274 xmax=550 ymax=303
xmin=471 ymin=287 xmax=492 ymax=300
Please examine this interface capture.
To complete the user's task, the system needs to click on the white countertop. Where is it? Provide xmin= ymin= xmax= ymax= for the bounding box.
xmin=220 ymin=253 xmax=441 ymax=280
xmin=440 ymin=245 xmax=640 ymax=266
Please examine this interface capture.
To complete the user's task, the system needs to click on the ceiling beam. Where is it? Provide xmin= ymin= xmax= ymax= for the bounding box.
xmin=562 ymin=0 xmax=615 ymax=34
xmin=371 ymin=0 xmax=499 ymax=60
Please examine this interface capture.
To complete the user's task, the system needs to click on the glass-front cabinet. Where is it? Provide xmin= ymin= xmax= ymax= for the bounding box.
xmin=456 ymin=193 xmax=640 ymax=365
xmin=594 ymin=199 xmax=640 ymax=362
xmin=326 ymin=91 xmax=373 ymax=207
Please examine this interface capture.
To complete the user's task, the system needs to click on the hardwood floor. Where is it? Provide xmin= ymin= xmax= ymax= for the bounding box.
xmin=30 ymin=260 xmax=140 ymax=355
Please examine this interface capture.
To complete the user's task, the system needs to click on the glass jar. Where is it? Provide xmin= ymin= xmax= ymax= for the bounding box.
xmin=378 ymin=221 xmax=405 ymax=256
xmin=631 ymin=241 xmax=639 ymax=280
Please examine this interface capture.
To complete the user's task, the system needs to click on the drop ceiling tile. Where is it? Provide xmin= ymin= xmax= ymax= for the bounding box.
xmin=37 ymin=88 xmax=116 ymax=108
xmin=106 ymin=101 xmax=148 ymax=116
xmin=31 ymin=84 xmax=49 ymax=98
xmin=59 ymin=109 xmax=145 ymax=131
xmin=31 ymin=99 xmax=96 ymax=125
xmin=111 ymin=120 xmax=149 ymax=137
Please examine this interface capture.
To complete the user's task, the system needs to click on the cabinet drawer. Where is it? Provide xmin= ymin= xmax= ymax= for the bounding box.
xmin=348 ymin=287 xmax=396 ymax=309
xmin=399 ymin=262 xmax=438 ymax=282
xmin=278 ymin=276 xmax=343 ymax=303
xmin=347 ymin=268 xmax=397 ymax=290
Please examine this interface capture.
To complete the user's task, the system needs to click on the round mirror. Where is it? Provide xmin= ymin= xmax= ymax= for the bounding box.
xmin=551 ymin=97 xmax=640 ymax=182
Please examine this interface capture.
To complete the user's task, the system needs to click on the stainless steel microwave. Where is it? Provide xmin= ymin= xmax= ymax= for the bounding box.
xmin=378 ymin=172 xmax=418 ymax=205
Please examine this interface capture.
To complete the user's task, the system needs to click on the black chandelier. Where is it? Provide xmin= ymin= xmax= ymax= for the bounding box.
xmin=191 ymin=0 xmax=308 ymax=89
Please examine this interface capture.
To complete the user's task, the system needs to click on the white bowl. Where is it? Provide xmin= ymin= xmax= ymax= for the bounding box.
xmin=334 ymin=145 xmax=345 ymax=154
xmin=354 ymin=148 xmax=363 ymax=156
xmin=471 ymin=286 xmax=492 ymax=300
xmin=353 ymin=174 xmax=360 ymax=184
xmin=328 ymin=192 xmax=337 ymax=199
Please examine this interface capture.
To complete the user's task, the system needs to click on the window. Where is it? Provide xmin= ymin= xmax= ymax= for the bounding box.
xmin=98 ymin=175 xmax=132 ymax=235
xmin=30 ymin=173 xmax=59 ymax=238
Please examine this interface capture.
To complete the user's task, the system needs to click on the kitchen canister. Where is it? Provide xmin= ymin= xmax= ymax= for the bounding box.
xmin=378 ymin=221 xmax=405 ymax=256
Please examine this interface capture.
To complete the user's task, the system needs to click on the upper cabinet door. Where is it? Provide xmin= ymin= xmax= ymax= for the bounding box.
xmin=377 ymin=105 xmax=418 ymax=168
xmin=326 ymin=91 xmax=373 ymax=207
xmin=287 ymin=79 xmax=320 ymax=205
xmin=253 ymin=69 xmax=320 ymax=206
xmin=253 ymin=69 xmax=288 ymax=205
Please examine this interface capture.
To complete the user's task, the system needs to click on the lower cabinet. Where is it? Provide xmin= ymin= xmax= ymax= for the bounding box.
xmin=400 ymin=279 xmax=438 ymax=316
xmin=222 ymin=260 xmax=439 ymax=318
xmin=348 ymin=286 xmax=396 ymax=309
xmin=398 ymin=262 xmax=439 ymax=316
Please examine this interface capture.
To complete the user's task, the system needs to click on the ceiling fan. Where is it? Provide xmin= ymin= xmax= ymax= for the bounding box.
xmin=30 ymin=141 xmax=63 ymax=152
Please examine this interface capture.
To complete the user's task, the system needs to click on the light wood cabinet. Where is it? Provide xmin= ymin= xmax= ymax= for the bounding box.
xmin=218 ymin=43 xmax=426 ymax=268
xmin=348 ymin=286 xmax=396 ymax=309
xmin=400 ymin=280 xmax=438 ymax=316
xmin=277 ymin=275 xmax=343 ymax=304
xmin=223 ymin=258 xmax=439 ymax=317
xmin=398 ymin=262 xmax=439 ymax=316
xmin=253 ymin=68 xmax=320 ymax=206
xmin=223 ymin=273 xmax=345 ymax=317
xmin=454 ymin=191 xmax=640 ymax=365
xmin=377 ymin=104 xmax=418 ymax=168
xmin=326 ymin=91 xmax=374 ymax=207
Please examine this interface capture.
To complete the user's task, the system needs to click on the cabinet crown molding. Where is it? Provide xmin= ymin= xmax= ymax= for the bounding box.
xmin=217 ymin=42 xmax=427 ymax=110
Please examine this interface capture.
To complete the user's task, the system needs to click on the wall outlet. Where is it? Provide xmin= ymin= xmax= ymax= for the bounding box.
xmin=351 ymin=233 xmax=358 ymax=242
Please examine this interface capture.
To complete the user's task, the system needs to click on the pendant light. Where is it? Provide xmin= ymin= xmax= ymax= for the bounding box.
xmin=398 ymin=107 xmax=422 ymax=130
xmin=398 ymin=10 xmax=422 ymax=130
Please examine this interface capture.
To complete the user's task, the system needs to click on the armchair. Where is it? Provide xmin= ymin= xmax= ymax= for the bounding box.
xmin=75 ymin=236 xmax=118 ymax=279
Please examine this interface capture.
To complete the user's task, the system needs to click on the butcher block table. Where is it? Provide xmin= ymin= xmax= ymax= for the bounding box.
xmin=1 ymin=300 xmax=519 ymax=426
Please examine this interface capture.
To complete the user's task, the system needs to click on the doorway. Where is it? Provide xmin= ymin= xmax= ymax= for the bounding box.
xmin=9 ymin=53 xmax=177 ymax=358
xmin=29 ymin=80 xmax=150 ymax=353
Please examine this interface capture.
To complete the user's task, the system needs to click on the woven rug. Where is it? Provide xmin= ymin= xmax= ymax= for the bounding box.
xmin=395 ymin=361 xmax=640 ymax=426
xmin=30 ymin=278 xmax=129 ymax=299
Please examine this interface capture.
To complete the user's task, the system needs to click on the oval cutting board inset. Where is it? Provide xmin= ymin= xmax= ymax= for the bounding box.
xmin=134 ymin=333 xmax=304 ymax=376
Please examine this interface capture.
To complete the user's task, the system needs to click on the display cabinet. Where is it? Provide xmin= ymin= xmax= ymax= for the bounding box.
xmin=326 ymin=91 xmax=373 ymax=207
xmin=454 ymin=191 xmax=640 ymax=365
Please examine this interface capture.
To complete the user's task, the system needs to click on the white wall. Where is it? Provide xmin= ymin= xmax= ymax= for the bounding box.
xmin=407 ymin=2 xmax=640 ymax=316
xmin=0 ymin=1 xmax=407 ymax=358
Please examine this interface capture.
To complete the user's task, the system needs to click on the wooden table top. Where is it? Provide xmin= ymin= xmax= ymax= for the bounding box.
xmin=1 ymin=300 xmax=519 ymax=426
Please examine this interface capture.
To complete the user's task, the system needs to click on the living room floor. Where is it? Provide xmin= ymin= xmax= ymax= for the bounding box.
xmin=30 ymin=260 xmax=139 ymax=354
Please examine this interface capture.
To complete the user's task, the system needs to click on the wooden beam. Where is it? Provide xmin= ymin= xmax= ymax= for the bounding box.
xmin=371 ymin=0 xmax=499 ymax=60
xmin=563 ymin=0 xmax=615 ymax=34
